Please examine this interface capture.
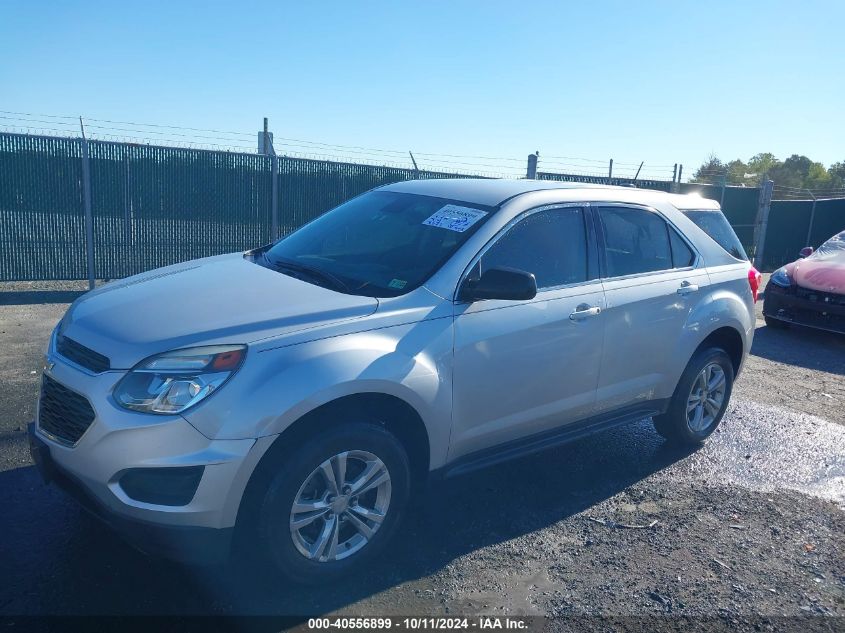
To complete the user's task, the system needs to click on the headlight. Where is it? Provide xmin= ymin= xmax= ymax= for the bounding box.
xmin=114 ymin=345 xmax=246 ymax=414
xmin=770 ymin=267 xmax=792 ymax=288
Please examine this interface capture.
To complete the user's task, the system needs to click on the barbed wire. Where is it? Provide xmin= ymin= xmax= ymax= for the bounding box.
xmin=6 ymin=122 xmax=842 ymax=195
xmin=0 ymin=109 xmax=685 ymax=180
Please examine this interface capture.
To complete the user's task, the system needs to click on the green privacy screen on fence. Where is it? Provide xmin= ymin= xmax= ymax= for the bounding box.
xmin=763 ymin=198 xmax=845 ymax=270
xmin=678 ymin=183 xmax=760 ymax=257
xmin=0 ymin=134 xmax=87 ymax=280
xmin=3 ymin=131 xmax=845 ymax=280
xmin=0 ymin=132 xmax=473 ymax=281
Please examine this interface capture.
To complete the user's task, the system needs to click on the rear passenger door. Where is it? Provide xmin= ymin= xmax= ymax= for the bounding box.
xmin=594 ymin=204 xmax=708 ymax=414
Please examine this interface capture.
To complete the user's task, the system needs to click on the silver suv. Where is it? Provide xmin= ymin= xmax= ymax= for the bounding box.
xmin=29 ymin=179 xmax=758 ymax=582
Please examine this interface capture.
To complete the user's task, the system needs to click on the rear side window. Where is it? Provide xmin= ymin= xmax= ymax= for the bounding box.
xmin=480 ymin=207 xmax=588 ymax=289
xmin=669 ymin=226 xmax=695 ymax=268
xmin=599 ymin=206 xmax=672 ymax=276
xmin=681 ymin=210 xmax=748 ymax=261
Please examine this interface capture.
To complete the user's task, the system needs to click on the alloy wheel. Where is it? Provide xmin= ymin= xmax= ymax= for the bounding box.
xmin=686 ymin=362 xmax=727 ymax=433
xmin=289 ymin=450 xmax=392 ymax=562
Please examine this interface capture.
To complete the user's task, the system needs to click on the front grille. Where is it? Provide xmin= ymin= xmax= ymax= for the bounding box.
xmin=56 ymin=335 xmax=110 ymax=373
xmin=38 ymin=374 xmax=96 ymax=445
xmin=795 ymin=286 xmax=845 ymax=307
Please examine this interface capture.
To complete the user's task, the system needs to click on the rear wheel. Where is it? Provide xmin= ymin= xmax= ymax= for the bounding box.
xmin=254 ymin=421 xmax=411 ymax=584
xmin=764 ymin=315 xmax=790 ymax=329
xmin=653 ymin=347 xmax=734 ymax=446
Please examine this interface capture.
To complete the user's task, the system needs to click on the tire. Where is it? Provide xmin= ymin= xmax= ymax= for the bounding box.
xmin=652 ymin=347 xmax=734 ymax=446
xmin=764 ymin=315 xmax=790 ymax=329
xmin=254 ymin=421 xmax=411 ymax=584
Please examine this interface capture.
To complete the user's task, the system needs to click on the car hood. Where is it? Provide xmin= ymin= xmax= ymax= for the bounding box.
xmin=787 ymin=254 xmax=845 ymax=294
xmin=59 ymin=253 xmax=378 ymax=369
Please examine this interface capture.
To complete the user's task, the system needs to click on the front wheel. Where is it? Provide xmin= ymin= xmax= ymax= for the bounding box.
xmin=255 ymin=422 xmax=411 ymax=584
xmin=652 ymin=347 xmax=734 ymax=446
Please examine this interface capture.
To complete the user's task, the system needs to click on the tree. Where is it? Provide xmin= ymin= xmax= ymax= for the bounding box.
xmin=827 ymin=162 xmax=845 ymax=189
xmin=726 ymin=159 xmax=749 ymax=185
xmin=691 ymin=155 xmax=748 ymax=185
xmin=691 ymin=154 xmax=725 ymax=184
xmin=690 ymin=153 xmax=843 ymax=191
xmin=768 ymin=155 xmax=813 ymax=189
xmin=746 ymin=153 xmax=780 ymax=184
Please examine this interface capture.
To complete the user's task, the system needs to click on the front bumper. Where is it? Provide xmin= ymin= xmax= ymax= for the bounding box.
xmin=29 ymin=423 xmax=232 ymax=565
xmin=763 ymin=283 xmax=845 ymax=334
xmin=31 ymin=353 xmax=265 ymax=564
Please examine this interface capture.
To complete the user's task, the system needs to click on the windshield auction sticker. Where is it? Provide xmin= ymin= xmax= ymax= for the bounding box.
xmin=422 ymin=205 xmax=487 ymax=232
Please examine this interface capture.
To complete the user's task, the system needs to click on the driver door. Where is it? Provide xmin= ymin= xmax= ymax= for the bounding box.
xmin=449 ymin=205 xmax=606 ymax=461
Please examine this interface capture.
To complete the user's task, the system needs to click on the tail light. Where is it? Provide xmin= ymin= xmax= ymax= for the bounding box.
xmin=747 ymin=266 xmax=762 ymax=303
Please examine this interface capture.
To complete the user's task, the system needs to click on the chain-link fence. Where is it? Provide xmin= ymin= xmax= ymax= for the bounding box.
xmin=2 ymin=131 xmax=844 ymax=281
xmin=0 ymin=132 xmax=475 ymax=281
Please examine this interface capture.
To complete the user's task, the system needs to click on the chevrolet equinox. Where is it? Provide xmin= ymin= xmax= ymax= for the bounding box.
xmin=29 ymin=179 xmax=759 ymax=583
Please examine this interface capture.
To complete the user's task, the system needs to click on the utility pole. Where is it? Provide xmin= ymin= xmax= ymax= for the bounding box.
xmin=719 ymin=173 xmax=727 ymax=207
xmin=608 ymin=159 xmax=613 ymax=182
xmin=677 ymin=164 xmax=684 ymax=183
xmin=79 ymin=116 xmax=95 ymax=290
xmin=526 ymin=152 xmax=539 ymax=179
xmin=409 ymin=151 xmax=419 ymax=175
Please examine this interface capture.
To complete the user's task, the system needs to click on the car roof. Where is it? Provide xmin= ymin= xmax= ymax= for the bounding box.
xmin=379 ymin=178 xmax=721 ymax=210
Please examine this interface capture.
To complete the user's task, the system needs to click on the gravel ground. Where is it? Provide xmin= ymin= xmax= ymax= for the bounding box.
xmin=0 ymin=277 xmax=844 ymax=628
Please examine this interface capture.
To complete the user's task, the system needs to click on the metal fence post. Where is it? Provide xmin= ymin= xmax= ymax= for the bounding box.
xmin=753 ymin=179 xmax=774 ymax=270
xmin=526 ymin=153 xmax=538 ymax=179
xmin=805 ymin=191 xmax=817 ymax=248
xmin=270 ymin=153 xmax=279 ymax=241
xmin=79 ymin=117 xmax=95 ymax=290
xmin=669 ymin=164 xmax=680 ymax=193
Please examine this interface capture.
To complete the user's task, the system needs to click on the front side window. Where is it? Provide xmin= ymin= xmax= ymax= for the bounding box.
xmin=478 ymin=207 xmax=588 ymax=289
xmin=599 ymin=206 xmax=673 ymax=277
xmin=261 ymin=191 xmax=495 ymax=297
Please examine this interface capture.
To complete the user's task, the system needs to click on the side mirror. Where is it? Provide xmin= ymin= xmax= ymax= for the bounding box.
xmin=459 ymin=267 xmax=537 ymax=302
xmin=799 ymin=246 xmax=813 ymax=258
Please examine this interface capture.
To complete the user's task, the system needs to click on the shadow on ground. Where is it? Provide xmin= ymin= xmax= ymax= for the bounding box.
xmin=751 ymin=322 xmax=845 ymax=375
xmin=0 ymin=420 xmax=692 ymax=620
xmin=0 ymin=291 xmax=86 ymax=306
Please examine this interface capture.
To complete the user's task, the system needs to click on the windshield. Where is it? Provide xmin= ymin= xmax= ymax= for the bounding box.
xmin=259 ymin=190 xmax=495 ymax=297
xmin=681 ymin=209 xmax=748 ymax=261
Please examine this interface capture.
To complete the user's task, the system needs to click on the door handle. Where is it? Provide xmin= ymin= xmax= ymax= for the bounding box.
xmin=569 ymin=304 xmax=602 ymax=320
xmin=677 ymin=281 xmax=699 ymax=296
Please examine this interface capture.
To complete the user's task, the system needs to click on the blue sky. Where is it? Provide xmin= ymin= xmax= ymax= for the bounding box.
xmin=2 ymin=0 xmax=843 ymax=180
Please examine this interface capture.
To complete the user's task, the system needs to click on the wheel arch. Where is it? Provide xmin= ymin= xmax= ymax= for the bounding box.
xmin=234 ymin=392 xmax=431 ymax=535
xmin=694 ymin=325 xmax=745 ymax=376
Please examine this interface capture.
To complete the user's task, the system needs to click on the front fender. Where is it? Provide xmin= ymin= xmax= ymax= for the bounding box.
xmin=183 ymin=316 xmax=454 ymax=469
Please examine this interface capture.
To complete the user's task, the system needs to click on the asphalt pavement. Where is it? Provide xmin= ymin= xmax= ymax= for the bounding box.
xmin=0 ymin=280 xmax=843 ymax=624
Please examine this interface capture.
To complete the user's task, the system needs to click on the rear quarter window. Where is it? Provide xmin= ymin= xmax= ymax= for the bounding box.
xmin=681 ymin=210 xmax=748 ymax=261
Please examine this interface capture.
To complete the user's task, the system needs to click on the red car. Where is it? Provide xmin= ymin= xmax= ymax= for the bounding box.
xmin=763 ymin=230 xmax=845 ymax=334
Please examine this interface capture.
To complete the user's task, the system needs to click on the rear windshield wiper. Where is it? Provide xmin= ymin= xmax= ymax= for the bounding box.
xmin=261 ymin=253 xmax=350 ymax=293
